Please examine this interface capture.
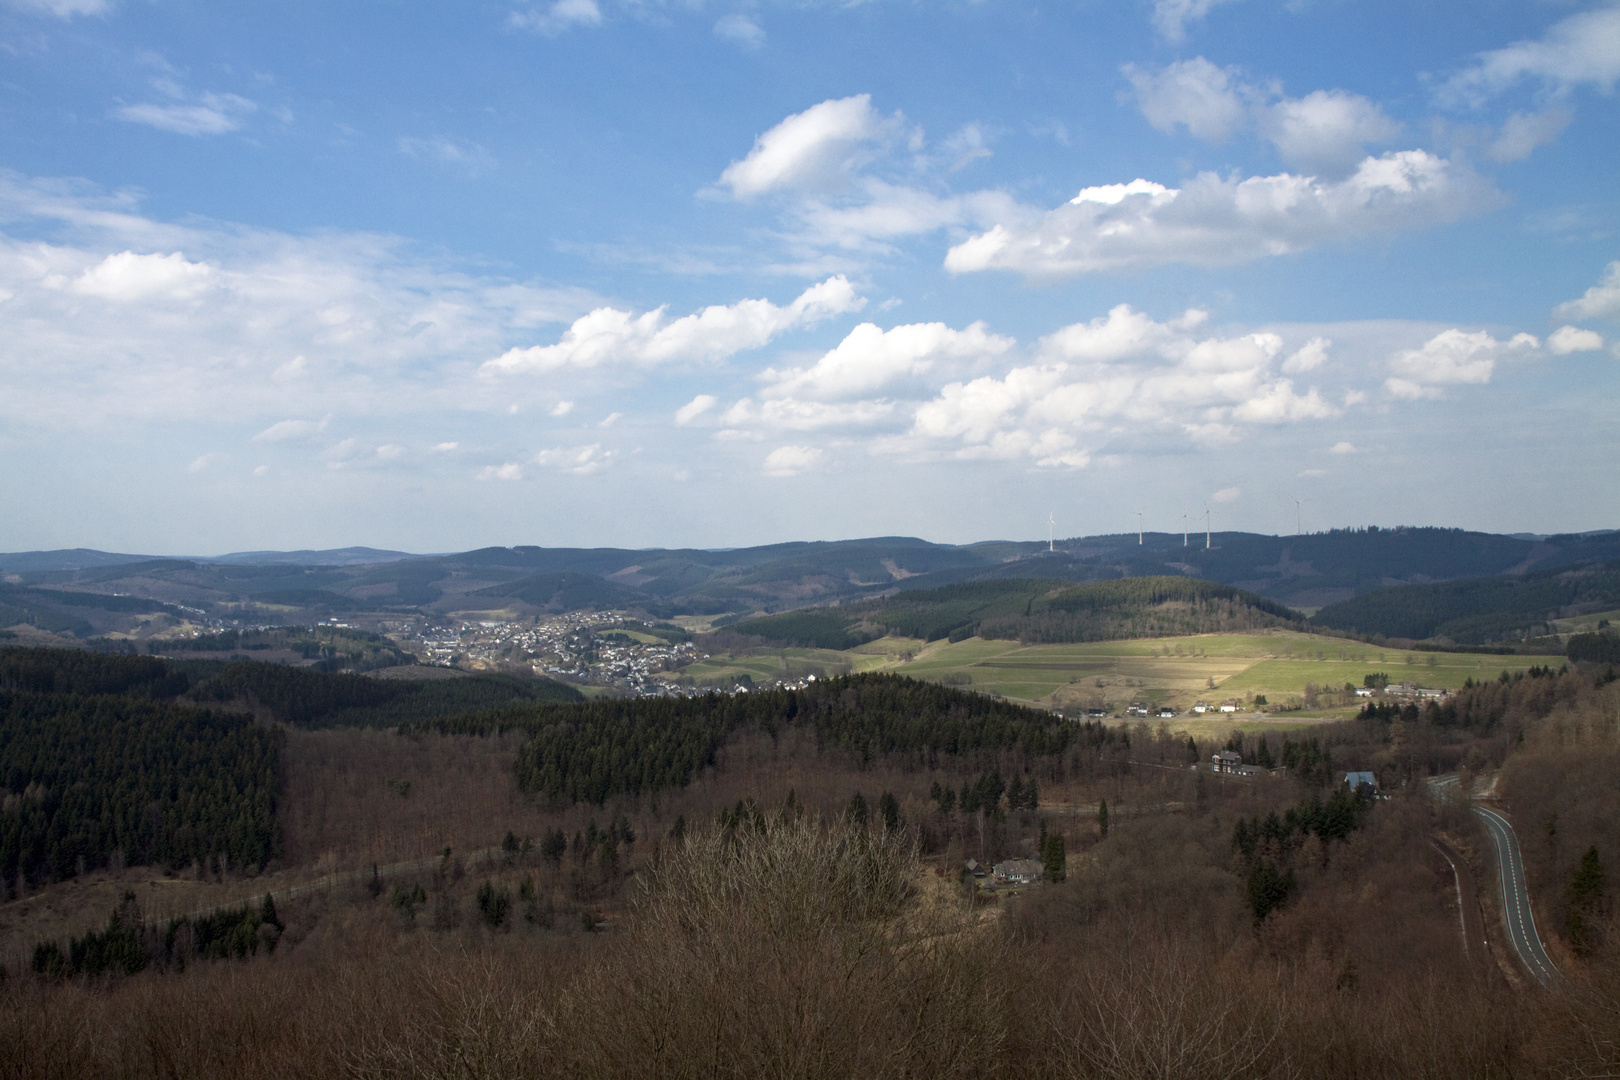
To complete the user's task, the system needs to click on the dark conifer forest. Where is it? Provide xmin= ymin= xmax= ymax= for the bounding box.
xmin=0 ymin=650 xmax=281 ymax=888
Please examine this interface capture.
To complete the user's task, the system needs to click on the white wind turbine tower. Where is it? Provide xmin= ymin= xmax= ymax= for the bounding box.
xmin=1203 ymin=508 xmax=1213 ymax=550
xmin=1180 ymin=513 xmax=1189 ymax=548
xmin=1048 ymin=511 xmax=1056 ymax=552
xmin=1136 ymin=511 xmax=1144 ymax=546
xmin=1287 ymin=494 xmax=1306 ymax=536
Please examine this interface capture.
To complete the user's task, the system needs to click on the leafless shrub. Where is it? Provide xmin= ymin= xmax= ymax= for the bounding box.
xmin=1050 ymin=937 xmax=1291 ymax=1080
xmin=554 ymin=814 xmax=1007 ymax=1080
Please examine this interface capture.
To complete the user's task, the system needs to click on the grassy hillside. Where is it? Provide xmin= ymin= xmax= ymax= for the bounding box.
xmin=677 ymin=628 xmax=1560 ymax=720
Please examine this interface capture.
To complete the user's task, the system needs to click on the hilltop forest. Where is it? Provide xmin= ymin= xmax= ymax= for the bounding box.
xmin=727 ymin=576 xmax=1301 ymax=649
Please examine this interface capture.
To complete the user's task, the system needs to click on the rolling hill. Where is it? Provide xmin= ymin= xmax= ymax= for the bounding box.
xmin=3 ymin=527 xmax=1617 ymax=640
xmin=1310 ymin=560 xmax=1620 ymax=644
xmin=725 ymin=576 xmax=1302 ymax=648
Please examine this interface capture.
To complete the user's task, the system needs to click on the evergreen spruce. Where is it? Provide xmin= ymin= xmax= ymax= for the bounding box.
xmin=878 ymin=791 xmax=901 ymax=832
xmin=846 ymin=792 xmax=869 ymax=826
xmin=1569 ymin=845 xmax=1607 ymax=958
xmin=1041 ymin=830 xmax=1066 ymax=883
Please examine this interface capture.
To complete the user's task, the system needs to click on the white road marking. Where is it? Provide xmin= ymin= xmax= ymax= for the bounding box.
xmin=1474 ymin=806 xmax=1558 ymax=987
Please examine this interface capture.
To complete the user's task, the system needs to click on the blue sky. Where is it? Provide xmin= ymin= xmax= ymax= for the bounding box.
xmin=1 ymin=0 xmax=1617 ymax=554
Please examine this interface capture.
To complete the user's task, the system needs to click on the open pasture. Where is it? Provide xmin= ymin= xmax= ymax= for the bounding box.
xmin=673 ymin=628 xmax=1561 ymax=720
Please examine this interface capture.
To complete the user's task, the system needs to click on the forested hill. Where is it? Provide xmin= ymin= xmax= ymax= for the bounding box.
xmin=0 ymin=648 xmax=283 ymax=889
xmin=417 ymin=672 xmax=1106 ymax=805
xmin=724 ymin=576 xmax=1300 ymax=649
xmin=2 ymin=647 xmax=1093 ymax=893
xmin=0 ymin=647 xmax=581 ymax=888
xmin=1310 ymin=560 xmax=1620 ymax=644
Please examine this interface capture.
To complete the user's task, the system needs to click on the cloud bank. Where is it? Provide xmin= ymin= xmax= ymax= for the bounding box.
xmin=945 ymin=153 xmax=1497 ymax=278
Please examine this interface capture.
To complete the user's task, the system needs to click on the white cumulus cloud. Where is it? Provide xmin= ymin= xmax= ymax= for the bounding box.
xmin=1261 ymin=90 xmax=1402 ymax=176
xmin=1125 ymin=58 xmax=1251 ymax=143
xmin=675 ymin=394 xmax=718 ymax=425
xmin=945 ymin=152 xmax=1497 ymax=278
xmin=1555 ymin=262 xmax=1620 ymax=321
xmin=1384 ymin=329 xmax=1537 ymax=399
xmin=1329 ymin=440 xmax=1356 ymax=454
xmin=709 ymin=95 xmax=1026 ymax=260
xmin=1281 ymin=337 xmax=1331 ymax=373
xmin=1548 ymin=325 xmax=1605 ymax=355
xmin=763 ymin=445 xmax=822 ymax=476
xmin=534 ymin=443 xmax=611 ymax=474
xmin=0 ymin=170 xmax=605 ymax=431
xmin=908 ymin=305 xmax=1339 ymax=468
xmin=483 ymin=276 xmax=864 ymax=374
xmin=761 ymin=320 xmax=1013 ymax=402
xmin=717 ymin=95 xmax=894 ymax=199
xmin=1444 ymin=5 xmax=1620 ymax=104
xmin=478 ymin=462 xmax=524 ymax=481
xmin=1126 ymin=59 xmax=1400 ymax=175
xmin=1212 ymin=486 xmax=1240 ymax=503
xmin=60 ymin=250 xmax=214 ymax=300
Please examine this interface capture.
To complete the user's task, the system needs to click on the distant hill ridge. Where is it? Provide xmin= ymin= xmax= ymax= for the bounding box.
xmin=2 ymin=527 xmax=1616 ymax=640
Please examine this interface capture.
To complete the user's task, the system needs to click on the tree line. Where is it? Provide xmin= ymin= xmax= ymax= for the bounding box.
xmin=1356 ymin=663 xmax=1581 ymax=733
xmin=30 ymin=891 xmax=282 ymax=979
xmin=189 ymin=660 xmax=582 ymax=726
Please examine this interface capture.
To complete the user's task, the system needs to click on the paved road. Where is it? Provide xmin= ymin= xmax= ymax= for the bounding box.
xmin=1474 ymin=806 xmax=1560 ymax=987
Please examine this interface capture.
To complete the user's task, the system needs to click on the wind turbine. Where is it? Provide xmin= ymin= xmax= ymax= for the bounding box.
xmin=1136 ymin=511 xmax=1144 ymax=546
xmin=1047 ymin=511 xmax=1056 ymax=553
xmin=1180 ymin=513 xmax=1189 ymax=548
xmin=1204 ymin=508 xmax=1213 ymax=550
xmin=1287 ymin=494 xmax=1306 ymax=536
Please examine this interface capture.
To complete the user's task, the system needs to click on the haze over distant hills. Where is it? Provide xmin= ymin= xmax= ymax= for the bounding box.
xmin=3 ymin=526 xmax=1618 ymax=647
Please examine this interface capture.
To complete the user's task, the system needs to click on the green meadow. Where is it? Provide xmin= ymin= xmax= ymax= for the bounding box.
xmin=670 ymin=628 xmax=1560 ymax=725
